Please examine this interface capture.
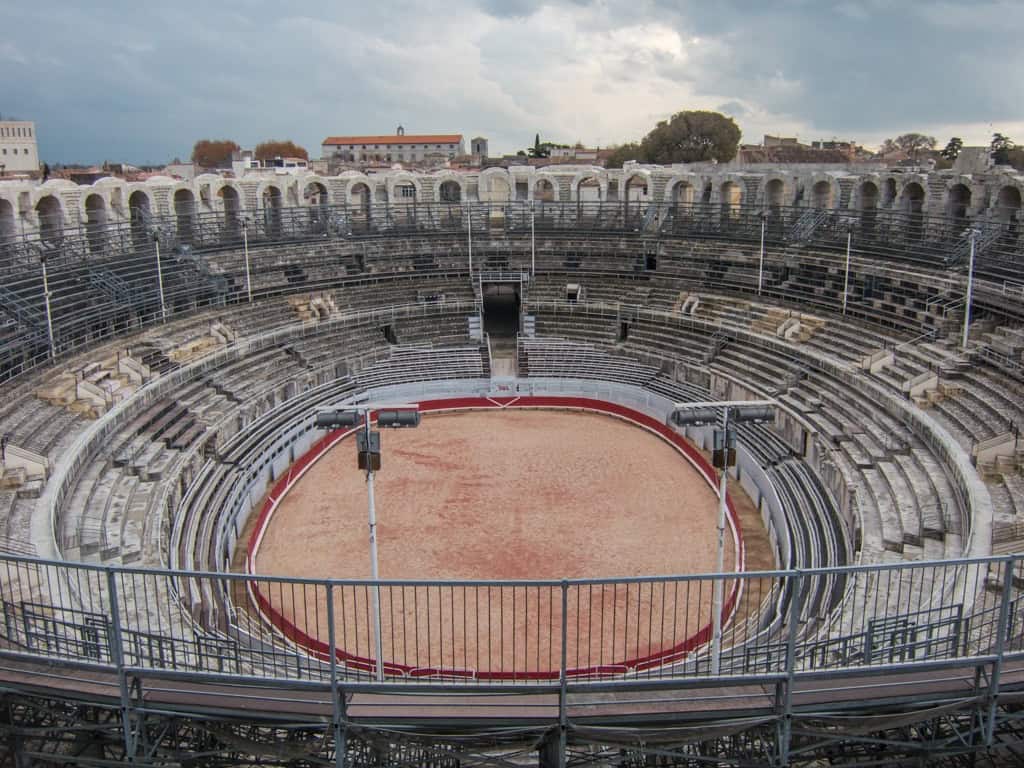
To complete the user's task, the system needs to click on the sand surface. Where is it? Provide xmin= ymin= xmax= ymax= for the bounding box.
xmin=251 ymin=409 xmax=771 ymax=675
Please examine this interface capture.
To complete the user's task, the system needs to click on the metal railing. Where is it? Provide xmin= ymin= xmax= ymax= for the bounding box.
xmin=0 ymin=553 xmax=1019 ymax=687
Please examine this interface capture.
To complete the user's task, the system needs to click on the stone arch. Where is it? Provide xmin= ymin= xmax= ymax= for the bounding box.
xmin=438 ymin=179 xmax=462 ymax=203
xmin=128 ymin=189 xmax=151 ymax=246
xmin=763 ymin=177 xmax=787 ymax=210
xmin=479 ymin=169 xmax=512 ymax=203
xmin=665 ymin=175 xmax=697 ymax=206
xmin=572 ymin=170 xmax=606 ymax=202
xmin=946 ymin=183 xmax=971 ymax=223
xmin=719 ymin=180 xmax=742 ymax=216
xmin=348 ymin=181 xmax=373 ymax=212
xmin=856 ymin=180 xmax=879 ymax=211
xmin=623 ymin=172 xmax=650 ymax=202
xmin=996 ymin=185 xmax=1022 ymax=224
xmin=302 ymin=180 xmax=329 ymax=233
xmin=811 ymin=179 xmax=834 ymax=209
xmin=389 ymin=174 xmax=420 ymax=205
xmin=900 ymin=181 xmax=926 ymax=241
xmin=0 ymin=197 xmax=15 ymax=242
xmin=304 ymin=181 xmax=329 ymax=206
xmin=900 ymin=181 xmax=925 ymax=215
xmin=84 ymin=193 xmax=107 ymax=254
xmin=261 ymin=183 xmax=283 ymax=238
xmin=534 ymin=176 xmax=557 ymax=202
xmin=173 ymin=188 xmax=196 ymax=244
xmin=35 ymin=195 xmax=63 ymax=242
xmin=218 ymin=185 xmax=241 ymax=238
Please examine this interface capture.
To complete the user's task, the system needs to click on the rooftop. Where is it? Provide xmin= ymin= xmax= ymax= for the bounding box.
xmin=323 ymin=134 xmax=463 ymax=146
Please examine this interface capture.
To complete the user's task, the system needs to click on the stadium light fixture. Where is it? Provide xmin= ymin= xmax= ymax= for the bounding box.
xmin=669 ymin=399 xmax=775 ymax=676
xmin=962 ymin=227 xmax=980 ymax=350
xmin=316 ymin=402 xmax=420 ymax=681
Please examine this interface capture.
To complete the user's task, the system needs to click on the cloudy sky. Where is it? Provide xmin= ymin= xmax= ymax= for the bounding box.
xmin=3 ymin=0 xmax=1023 ymax=165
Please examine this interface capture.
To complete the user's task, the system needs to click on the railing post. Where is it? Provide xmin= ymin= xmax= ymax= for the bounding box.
xmin=327 ymin=583 xmax=348 ymax=768
xmin=779 ymin=570 xmax=802 ymax=767
xmin=986 ymin=557 xmax=1015 ymax=745
xmin=106 ymin=568 xmax=136 ymax=761
xmin=559 ymin=579 xmax=569 ymax=768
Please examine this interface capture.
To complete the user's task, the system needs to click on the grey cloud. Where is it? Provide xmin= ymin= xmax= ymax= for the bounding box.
xmin=3 ymin=0 xmax=1022 ymax=163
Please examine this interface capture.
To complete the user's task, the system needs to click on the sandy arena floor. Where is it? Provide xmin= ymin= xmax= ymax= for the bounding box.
xmin=251 ymin=409 xmax=772 ymax=675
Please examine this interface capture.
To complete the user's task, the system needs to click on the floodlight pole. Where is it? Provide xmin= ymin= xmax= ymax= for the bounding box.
xmin=711 ymin=407 xmax=729 ymax=676
xmin=40 ymin=255 xmax=56 ymax=359
xmin=242 ymin=217 xmax=253 ymax=304
xmin=530 ymin=200 xmax=536 ymax=277
xmin=467 ymin=203 xmax=473 ymax=276
xmin=670 ymin=399 xmax=773 ymax=676
xmin=316 ymin=402 xmax=419 ymax=683
xmin=962 ymin=228 xmax=978 ymax=351
xmin=362 ymin=410 xmax=385 ymax=682
xmin=757 ymin=211 xmax=766 ymax=295
xmin=153 ymin=232 xmax=167 ymax=323
xmin=842 ymin=226 xmax=853 ymax=316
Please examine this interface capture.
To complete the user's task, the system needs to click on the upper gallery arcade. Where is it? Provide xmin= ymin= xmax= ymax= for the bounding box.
xmin=1 ymin=164 xmax=1023 ymax=241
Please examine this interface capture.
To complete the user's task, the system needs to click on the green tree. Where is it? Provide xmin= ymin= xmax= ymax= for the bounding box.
xmin=940 ymin=137 xmax=963 ymax=161
xmin=528 ymin=133 xmax=549 ymax=158
xmin=893 ymin=133 xmax=936 ymax=163
xmin=602 ymin=142 xmax=644 ymax=169
xmin=191 ymin=139 xmax=240 ymax=168
xmin=254 ymin=140 xmax=309 ymax=162
xmin=639 ymin=110 xmax=741 ymax=164
xmin=991 ymin=133 xmax=1015 ymax=165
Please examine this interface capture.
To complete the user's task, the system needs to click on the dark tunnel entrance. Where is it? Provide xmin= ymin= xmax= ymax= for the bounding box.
xmin=482 ymin=284 xmax=520 ymax=337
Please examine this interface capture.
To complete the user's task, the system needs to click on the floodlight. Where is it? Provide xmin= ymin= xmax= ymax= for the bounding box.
xmin=731 ymin=405 xmax=775 ymax=424
xmin=315 ymin=410 xmax=361 ymax=429
xmin=670 ymin=406 xmax=719 ymax=427
xmin=377 ymin=410 xmax=421 ymax=428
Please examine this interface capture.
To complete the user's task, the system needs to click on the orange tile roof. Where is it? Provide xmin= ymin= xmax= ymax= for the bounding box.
xmin=323 ymin=134 xmax=463 ymax=146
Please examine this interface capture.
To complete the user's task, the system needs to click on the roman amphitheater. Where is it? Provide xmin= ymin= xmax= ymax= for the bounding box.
xmin=0 ymin=163 xmax=1023 ymax=766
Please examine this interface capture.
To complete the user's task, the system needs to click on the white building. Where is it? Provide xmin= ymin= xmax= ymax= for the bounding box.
xmin=0 ymin=120 xmax=39 ymax=175
xmin=322 ymin=126 xmax=464 ymax=164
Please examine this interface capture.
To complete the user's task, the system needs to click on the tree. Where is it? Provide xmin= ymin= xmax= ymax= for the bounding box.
xmin=878 ymin=138 xmax=898 ymax=156
xmin=991 ymin=133 xmax=1015 ymax=165
xmin=254 ymin=140 xmax=309 ymax=162
xmin=191 ymin=139 xmax=239 ymax=168
xmin=602 ymin=142 xmax=643 ymax=169
xmin=528 ymin=133 xmax=549 ymax=158
xmin=940 ymin=137 xmax=963 ymax=161
xmin=892 ymin=133 xmax=936 ymax=163
xmin=639 ymin=110 xmax=741 ymax=164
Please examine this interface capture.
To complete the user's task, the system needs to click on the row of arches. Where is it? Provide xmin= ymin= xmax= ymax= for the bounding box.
xmin=4 ymin=177 xmax=1023 ymax=244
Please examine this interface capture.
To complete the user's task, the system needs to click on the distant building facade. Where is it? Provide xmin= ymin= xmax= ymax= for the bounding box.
xmin=0 ymin=120 xmax=39 ymax=175
xmin=321 ymin=126 xmax=464 ymax=165
xmin=470 ymin=137 xmax=488 ymax=161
